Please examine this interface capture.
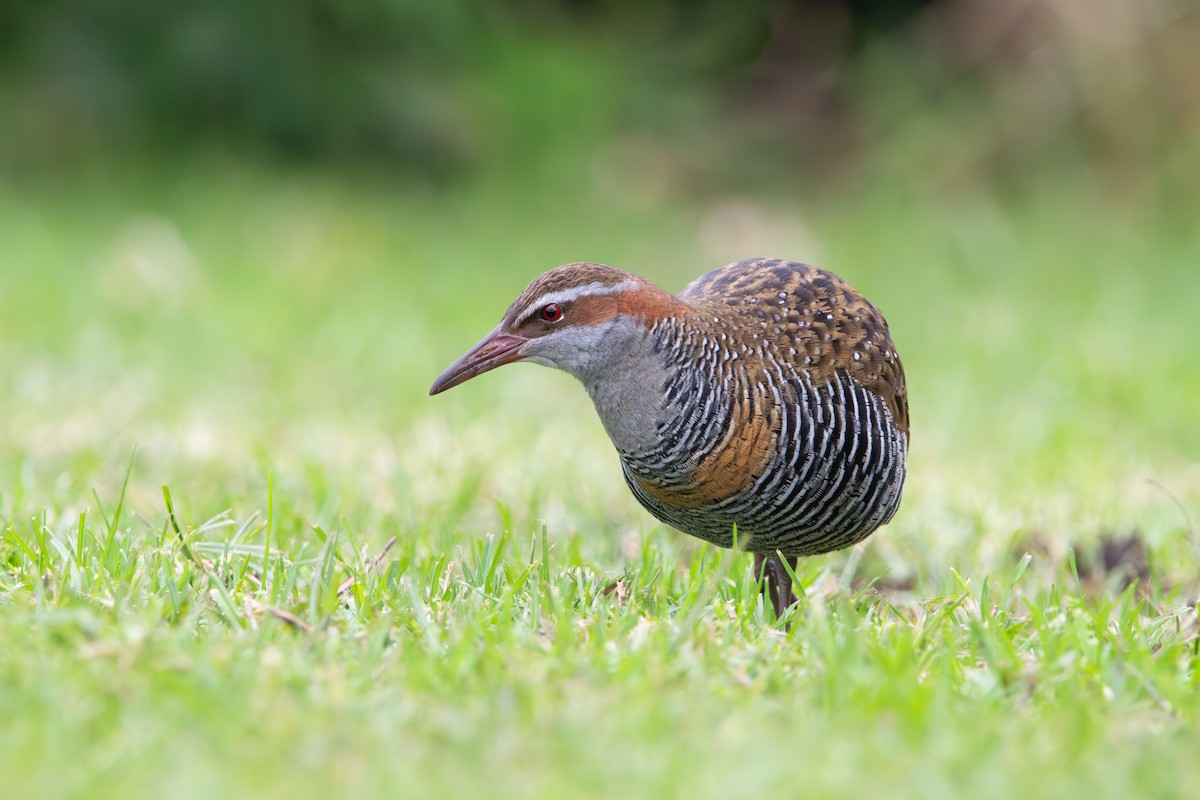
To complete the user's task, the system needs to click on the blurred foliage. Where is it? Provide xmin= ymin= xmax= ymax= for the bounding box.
xmin=4 ymin=0 xmax=1196 ymax=207
xmin=0 ymin=0 xmax=790 ymax=171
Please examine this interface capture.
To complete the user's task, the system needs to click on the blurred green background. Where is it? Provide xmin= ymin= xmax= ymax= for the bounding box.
xmin=3 ymin=2 xmax=1200 ymax=798
xmin=2 ymin=0 xmax=1196 ymax=541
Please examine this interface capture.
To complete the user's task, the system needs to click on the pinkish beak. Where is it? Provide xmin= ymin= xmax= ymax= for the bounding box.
xmin=429 ymin=325 xmax=530 ymax=395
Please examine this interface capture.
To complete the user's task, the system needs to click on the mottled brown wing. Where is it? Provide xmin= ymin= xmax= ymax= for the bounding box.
xmin=679 ymin=258 xmax=909 ymax=435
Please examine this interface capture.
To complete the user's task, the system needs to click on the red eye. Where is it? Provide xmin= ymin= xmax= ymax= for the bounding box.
xmin=539 ymin=303 xmax=563 ymax=322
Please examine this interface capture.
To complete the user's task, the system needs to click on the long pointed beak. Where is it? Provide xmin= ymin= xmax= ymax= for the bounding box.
xmin=429 ymin=325 xmax=530 ymax=395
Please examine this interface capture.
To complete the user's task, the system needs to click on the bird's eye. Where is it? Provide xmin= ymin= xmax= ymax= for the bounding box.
xmin=539 ymin=303 xmax=563 ymax=323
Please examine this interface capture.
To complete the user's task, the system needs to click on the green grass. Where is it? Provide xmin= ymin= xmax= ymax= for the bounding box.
xmin=1 ymin=156 xmax=1198 ymax=799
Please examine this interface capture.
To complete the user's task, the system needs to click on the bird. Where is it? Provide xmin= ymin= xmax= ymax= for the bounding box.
xmin=429 ymin=258 xmax=908 ymax=620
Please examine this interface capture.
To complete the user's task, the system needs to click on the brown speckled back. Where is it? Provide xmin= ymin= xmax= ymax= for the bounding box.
xmin=679 ymin=258 xmax=908 ymax=435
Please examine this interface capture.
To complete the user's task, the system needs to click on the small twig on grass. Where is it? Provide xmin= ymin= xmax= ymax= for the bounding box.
xmin=264 ymin=606 xmax=313 ymax=634
xmin=337 ymin=536 xmax=398 ymax=597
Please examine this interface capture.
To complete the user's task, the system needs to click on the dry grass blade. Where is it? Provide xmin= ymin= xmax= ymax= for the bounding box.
xmin=337 ymin=536 xmax=398 ymax=597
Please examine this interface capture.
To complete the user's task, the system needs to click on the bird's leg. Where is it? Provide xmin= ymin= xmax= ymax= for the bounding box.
xmin=753 ymin=552 xmax=800 ymax=621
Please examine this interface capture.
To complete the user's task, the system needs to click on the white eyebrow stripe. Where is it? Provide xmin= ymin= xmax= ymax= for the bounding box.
xmin=516 ymin=279 xmax=641 ymax=324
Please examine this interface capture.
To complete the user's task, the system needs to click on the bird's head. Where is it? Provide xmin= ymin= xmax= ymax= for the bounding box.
xmin=430 ymin=263 xmax=673 ymax=395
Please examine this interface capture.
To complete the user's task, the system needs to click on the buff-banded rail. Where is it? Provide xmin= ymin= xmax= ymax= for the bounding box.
xmin=430 ymin=258 xmax=909 ymax=619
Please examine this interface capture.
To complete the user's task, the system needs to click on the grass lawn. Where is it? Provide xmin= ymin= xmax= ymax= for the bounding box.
xmin=1 ymin=156 xmax=1198 ymax=799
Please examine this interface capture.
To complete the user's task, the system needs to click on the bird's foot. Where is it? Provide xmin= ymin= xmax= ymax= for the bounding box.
xmin=754 ymin=551 xmax=799 ymax=624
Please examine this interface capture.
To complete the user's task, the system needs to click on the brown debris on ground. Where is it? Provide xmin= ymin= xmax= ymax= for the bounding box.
xmin=1076 ymin=531 xmax=1152 ymax=598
